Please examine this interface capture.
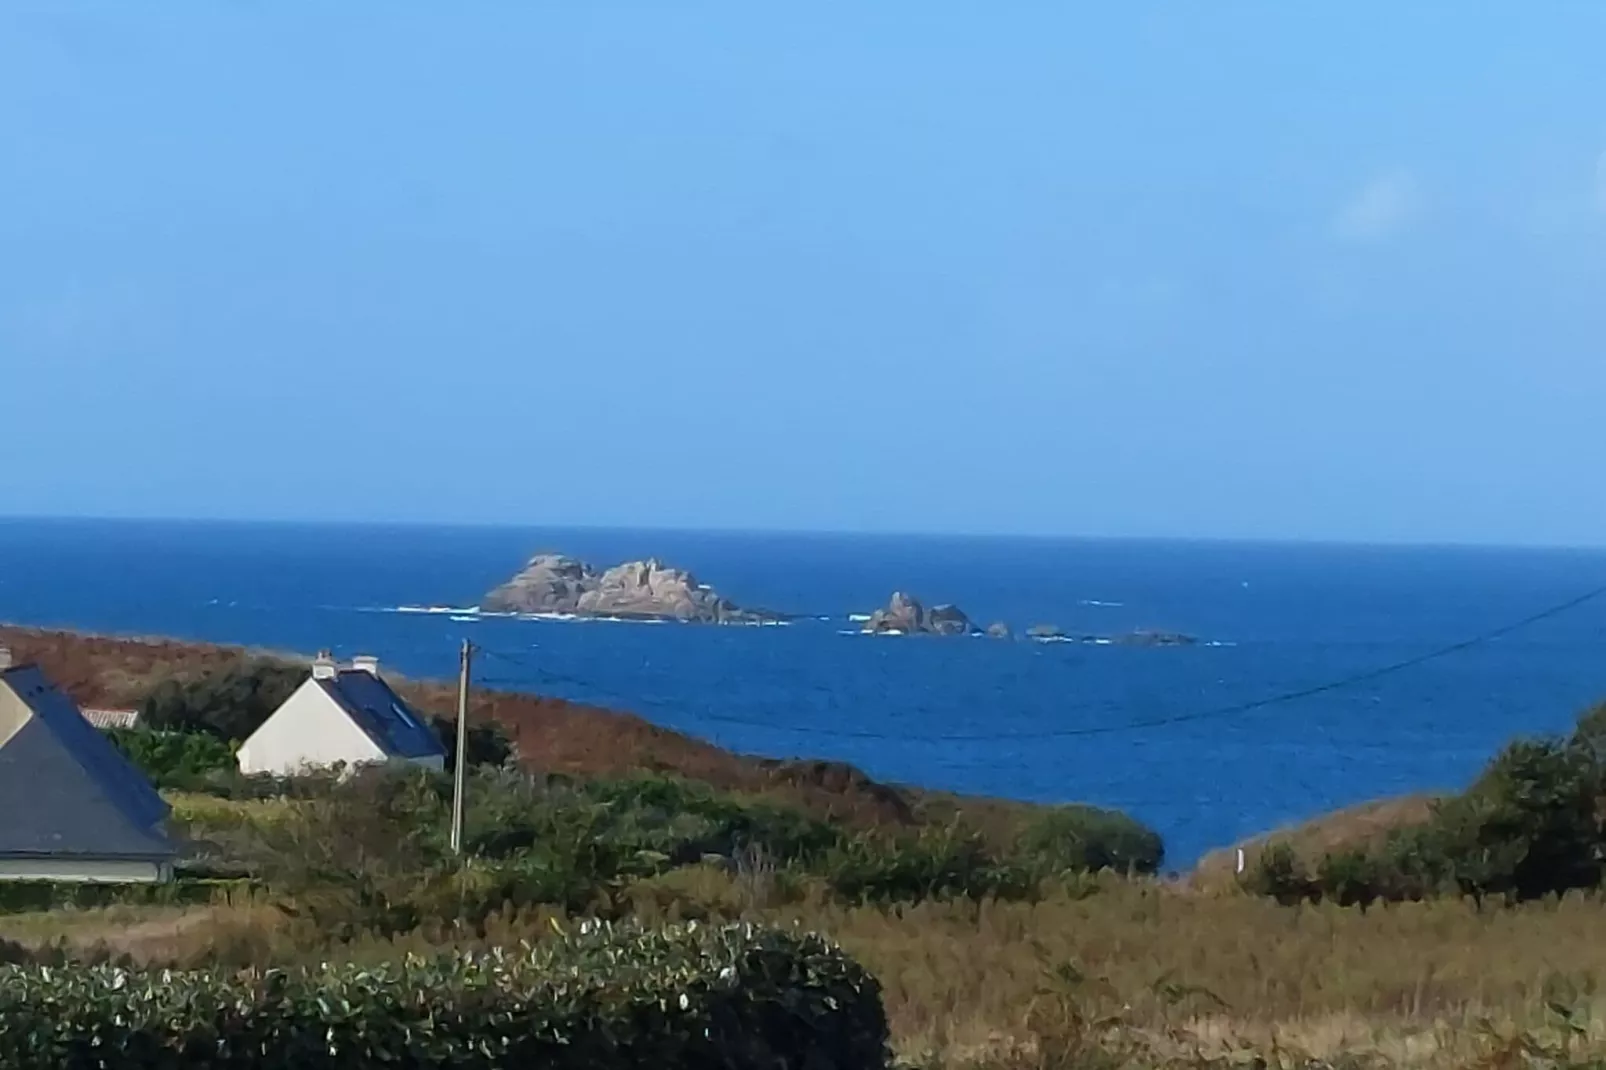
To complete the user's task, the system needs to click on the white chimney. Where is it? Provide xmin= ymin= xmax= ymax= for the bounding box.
xmin=0 ymin=647 xmax=11 ymax=671
xmin=352 ymin=655 xmax=380 ymax=677
xmin=311 ymin=651 xmax=337 ymax=680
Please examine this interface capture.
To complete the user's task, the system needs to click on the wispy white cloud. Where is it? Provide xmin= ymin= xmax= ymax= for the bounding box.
xmin=1333 ymin=170 xmax=1420 ymax=242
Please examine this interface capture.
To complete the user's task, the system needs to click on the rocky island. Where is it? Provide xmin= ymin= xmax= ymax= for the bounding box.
xmin=863 ymin=592 xmax=977 ymax=636
xmin=483 ymin=554 xmax=783 ymax=624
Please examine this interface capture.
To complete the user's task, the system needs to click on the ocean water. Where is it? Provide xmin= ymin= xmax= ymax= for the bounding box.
xmin=3 ymin=517 xmax=1605 ymax=868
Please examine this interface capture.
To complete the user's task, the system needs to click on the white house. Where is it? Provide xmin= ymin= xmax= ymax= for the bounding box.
xmin=0 ymin=648 xmax=176 ymax=883
xmin=237 ymin=653 xmax=447 ymax=776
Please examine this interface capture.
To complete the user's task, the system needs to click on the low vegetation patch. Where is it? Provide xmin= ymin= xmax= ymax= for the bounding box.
xmin=0 ymin=921 xmax=889 ymax=1070
xmin=1240 ymin=700 xmax=1606 ymax=907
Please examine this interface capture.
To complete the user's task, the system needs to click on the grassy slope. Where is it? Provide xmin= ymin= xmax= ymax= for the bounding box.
xmin=1189 ymin=795 xmax=1440 ymax=893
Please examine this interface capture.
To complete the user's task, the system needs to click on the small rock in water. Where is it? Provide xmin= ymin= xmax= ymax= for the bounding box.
xmin=864 ymin=591 xmax=976 ymax=636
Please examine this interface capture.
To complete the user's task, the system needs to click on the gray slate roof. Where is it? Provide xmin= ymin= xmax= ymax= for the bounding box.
xmin=0 ymin=666 xmax=174 ymax=861
xmin=317 ymin=670 xmax=445 ymax=761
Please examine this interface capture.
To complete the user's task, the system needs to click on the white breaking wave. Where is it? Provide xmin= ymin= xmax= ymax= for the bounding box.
xmin=847 ymin=613 xmax=872 ymax=623
xmin=1077 ymin=599 xmax=1124 ymax=608
xmin=393 ymin=605 xmax=480 ymax=615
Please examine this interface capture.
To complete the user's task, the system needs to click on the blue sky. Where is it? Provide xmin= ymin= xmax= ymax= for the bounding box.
xmin=3 ymin=5 xmax=1605 ymax=544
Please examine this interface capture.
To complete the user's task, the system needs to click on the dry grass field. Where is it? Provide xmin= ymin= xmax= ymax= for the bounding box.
xmin=10 ymin=870 xmax=1606 ymax=1070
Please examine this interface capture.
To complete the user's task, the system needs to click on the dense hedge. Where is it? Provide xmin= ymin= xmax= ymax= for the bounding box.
xmin=0 ymin=922 xmax=889 ymax=1070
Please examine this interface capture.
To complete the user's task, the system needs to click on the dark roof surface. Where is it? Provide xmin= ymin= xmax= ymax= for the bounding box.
xmin=0 ymin=665 xmax=173 ymax=860
xmin=317 ymin=670 xmax=444 ymax=761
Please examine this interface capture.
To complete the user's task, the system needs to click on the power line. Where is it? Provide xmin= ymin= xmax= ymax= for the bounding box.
xmin=473 ymin=581 xmax=1606 ymax=743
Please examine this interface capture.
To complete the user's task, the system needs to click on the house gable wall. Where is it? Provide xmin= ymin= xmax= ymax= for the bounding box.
xmin=236 ymin=678 xmax=388 ymax=775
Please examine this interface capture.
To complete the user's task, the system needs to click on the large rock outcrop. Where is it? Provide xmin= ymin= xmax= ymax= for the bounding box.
xmin=483 ymin=554 xmax=780 ymax=624
xmin=863 ymin=592 xmax=975 ymax=636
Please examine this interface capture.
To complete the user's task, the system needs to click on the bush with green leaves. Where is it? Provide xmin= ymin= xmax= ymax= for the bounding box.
xmin=0 ymin=922 xmax=890 ymax=1070
xmin=823 ymin=826 xmax=1039 ymax=904
xmin=577 ymin=775 xmax=843 ymax=865
xmin=1243 ymin=843 xmax=1315 ymax=905
xmin=1018 ymin=803 xmax=1165 ymax=876
xmin=106 ymin=727 xmax=237 ymax=790
xmin=451 ymin=772 xmax=842 ymax=872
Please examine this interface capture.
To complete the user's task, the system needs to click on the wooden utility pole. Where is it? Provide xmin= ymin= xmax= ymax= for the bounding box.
xmin=449 ymin=638 xmax=472 ymax=855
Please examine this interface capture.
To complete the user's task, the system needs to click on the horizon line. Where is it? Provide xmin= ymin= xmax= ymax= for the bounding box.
xmin=0 ymin=510 xmax=1603 ymax=556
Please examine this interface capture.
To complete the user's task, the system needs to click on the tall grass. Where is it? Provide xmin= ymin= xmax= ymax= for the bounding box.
xmin=12 ymin=875 xmax=1606 ymax=1069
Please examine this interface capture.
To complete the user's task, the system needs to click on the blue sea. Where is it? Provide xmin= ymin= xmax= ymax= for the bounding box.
xmin=3 ymin=517 xmax=1606 ymax=868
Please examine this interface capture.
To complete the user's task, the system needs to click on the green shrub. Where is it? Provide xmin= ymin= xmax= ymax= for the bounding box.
xmin=823 ymin=826 xmax=1039 ymax=904
xmin=106 ymin=727 xmax=236 ymax=790
xmin=1250 ymin=705 xmax=1606 ymax=909
xmin=456 ymin=773 xmax=842 ymax=871
xmin=1313 ymin=848 xmax=1386 ymax=908
xmin=578 ymin=775 xmax=842 ymax=865
xmin=1242 ymin=843 xmax=1313 ymax=905
xmin=140 ymin=660 xmax=304 ymax=742
xmin=0 ymin=922 xmax=890 ymax=1070
xmin=1018 ymin=804 xmax=1164 ymax=875
xmin=1453 ymin=737 xmax=1605 ymax=899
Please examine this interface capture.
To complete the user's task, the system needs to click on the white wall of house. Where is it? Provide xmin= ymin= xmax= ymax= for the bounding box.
xmin=0 ymin=684 xmax=31 ymax=750
xmin=0 ymin=857 xmax=172 ymax=883
xmin=236 ymin=679 xmax=387 ymax=775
